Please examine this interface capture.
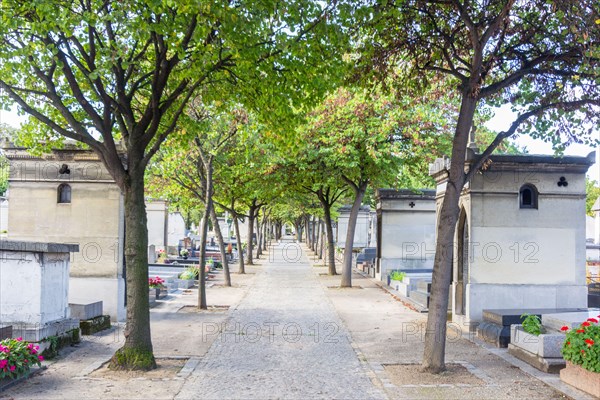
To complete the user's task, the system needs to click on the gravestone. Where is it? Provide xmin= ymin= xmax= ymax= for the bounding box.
xmin=148 ymin=244 xmax=157 ymax=264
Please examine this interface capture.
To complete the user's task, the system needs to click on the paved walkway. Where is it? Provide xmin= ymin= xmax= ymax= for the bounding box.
xmin=2 ymin=239 xmax=594 ymax=399
xmin=176 ymin=239 xmax=384 ymax=399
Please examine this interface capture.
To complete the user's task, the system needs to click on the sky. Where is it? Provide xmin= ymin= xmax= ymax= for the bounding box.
xmin=486 ymin=104 xmax=599 ymax=182
xmin=1 ymin=103 xmax=599 ymax=181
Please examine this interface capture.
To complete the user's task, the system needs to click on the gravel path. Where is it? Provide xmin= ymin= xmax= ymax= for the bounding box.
xmin=176 ymin=239 xmax=384 ymax=400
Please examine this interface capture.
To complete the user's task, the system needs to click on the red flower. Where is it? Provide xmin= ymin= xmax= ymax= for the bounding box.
xmin=582 ymin=321 xmax=591 ymax=327
xmin=584 ymin=339 xmax=595 ymax=347
xmin=566 ymin=341 xmax=571 ymax=345
xmin=581 ymin=350 xmax=585 ymax=354
xmin=587 ymin=318 xmax=599 ymax=324
xmin=560 ymin=326 xmax=569 ymax=331
xmin=577 ymin=329 xmax=585 ymax=333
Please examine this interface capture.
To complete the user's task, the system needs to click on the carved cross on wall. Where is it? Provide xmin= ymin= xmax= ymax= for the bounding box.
xmin=409 ymin=202 xmax=416 ymax=208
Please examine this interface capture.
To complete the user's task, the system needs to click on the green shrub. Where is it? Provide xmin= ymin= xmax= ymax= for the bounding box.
xmin=521 ymin=313 xmax=544 ymax=336
xmin=389 ymin=271 xmax=406 ymax=282
xmin=179 ymin=265 xmax=199 ymax=280
xmin=0 ymin=337 xmax=43 ymax=379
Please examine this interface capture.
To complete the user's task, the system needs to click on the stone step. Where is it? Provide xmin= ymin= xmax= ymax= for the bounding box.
xmin=69 ymin=301 xmax=103 ymax=320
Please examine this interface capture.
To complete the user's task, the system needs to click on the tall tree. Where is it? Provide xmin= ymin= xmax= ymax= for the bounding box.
xmin=359 ymin=0 xmax=600 ymax=372
xmin=302 ymin=84 xmax=456 ymax=287
xmin=0 ymin=0 xmax=349 ymax=370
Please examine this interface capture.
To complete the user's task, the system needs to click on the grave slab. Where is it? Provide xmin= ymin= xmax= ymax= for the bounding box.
xmin=476 ymin=308 xmax=586 ymax=348
xmin=542 ymin=309 xmax=600 ymax=331
xmin=69 ymin=301 xmax=103 ymax=320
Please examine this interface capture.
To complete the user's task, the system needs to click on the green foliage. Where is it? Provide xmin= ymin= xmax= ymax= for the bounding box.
xmin=0 ymin=337 xmax=43 ymax=380
xmin=561 ymin=317 xmax=600 ymax=373
xmin=179 ymin=265 xmax=199 ymax=280
xmin=586 ymin=178 xmax=600 ymax=217
xmin=109 ymin=347 xmax=156 ymax=371
xmin=358 ymin=0 xmax=600 ymax=152
xmin=389 ymin=271 xmax=406 ymax=282
xmin=521 ymin=313 xmax=545 ymax=336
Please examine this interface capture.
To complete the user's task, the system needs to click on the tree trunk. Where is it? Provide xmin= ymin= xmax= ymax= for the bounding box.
xmin=109 ymin=172 xmax=156 ymax=370
xmin=322 ymin=205 xmax=336 ymax=275
xmin=304 ymin=215 xmax=311 ymax=248
xmin=255 ymin=210 xmax=262 ymax=259
xmin=341 ymin=180 xmax=369 ymax=288
xmin=260 ymin=215 xmax=269 ymax=250
xmin=295 ymin=222 xmax=303 ymax=242
xmin=318 ymin=219 xmax=324 ymax=260
xmin=198 ymin=212 xmax=208 ymax=310
xmin=197 ymin=161 xmax=214 ymax=310
xmin=247 ymin=201 xmax=257 ymax=265
xmin=233 ymin=214 xmax=245 ymax=274
xmin=313 ymin=218 xmax=321 ymax=255
xmin=209 ymin=206 xmax=230 ymax=287
xmin=422 ymin=94 xmax=476 ymax=373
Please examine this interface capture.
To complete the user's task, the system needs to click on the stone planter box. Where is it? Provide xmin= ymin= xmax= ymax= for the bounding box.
xmin=176 ymin=279 xmax=195 ymax=289
xmin=560 ymin=361 xmax=600 ymax=398
xmin=150 ymin=287 xmax=167 ymax=300
xmin=389 ymin=279 xmax=403 ymax=292
xmin=507 ymin=325 xmax=565 ymax=373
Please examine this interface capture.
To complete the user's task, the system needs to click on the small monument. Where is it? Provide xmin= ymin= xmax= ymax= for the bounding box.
xmin=430 ymin=150 xmax=595 ymax=328
xmin=375 ymin=189 xmax=436 ymax=306
xmin=336 ymin=205 xmax=370 ymax=249
xmin=0 ymin=240 xmax=79 ymax=343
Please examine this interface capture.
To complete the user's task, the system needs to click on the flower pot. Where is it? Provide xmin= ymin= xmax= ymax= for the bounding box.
xmin=560 ymin=361 xmax=600 ymax=398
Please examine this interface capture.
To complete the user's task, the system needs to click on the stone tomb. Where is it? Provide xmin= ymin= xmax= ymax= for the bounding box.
xmin=375 ymin=189 xmax=436 ymax=281
xmin=476 ymin=308 xmax=586 ymax=348
xmin=336 ymin=205 xmax=371 ymax=250
xmin=0 ymin=240 xmax=79 ymax=342
xmin=430 ymin=151 xmax=594 ymax=328
xmin=4 ymin=145 xmax=126 ymax=321
xmin=375 ymin=189 xmax=436 ymax=309
xmin=507 ymin=309 xmax=600 ymax=373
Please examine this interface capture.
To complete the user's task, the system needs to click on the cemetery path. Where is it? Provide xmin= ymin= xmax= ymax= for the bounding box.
xmin=175 ymin=238 xmax=385 ymax=400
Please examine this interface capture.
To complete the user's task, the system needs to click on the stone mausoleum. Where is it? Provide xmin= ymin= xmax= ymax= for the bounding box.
xmin=430 ymin=150 xmax=594 ymax=327
xmin=336 ymin=205 xmax=371 ymax=250
xmin=4 ymin=144 xmax=126 ymax=321
xmin=375 ymin=189 xmax=436 ymax=280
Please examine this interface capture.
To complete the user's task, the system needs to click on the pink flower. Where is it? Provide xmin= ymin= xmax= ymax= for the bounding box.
xmin=560 ymin=326 xmax=569 ymax=331
xmin=0 ymin=360 xmax=7 ymax=369
xmin=15 ymin=337 xmax=22 ymax=342
xmin=9 ymin=365 xmax=15 ymax=372
xmin=38 ymin=355 xmax=44 ymax=362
